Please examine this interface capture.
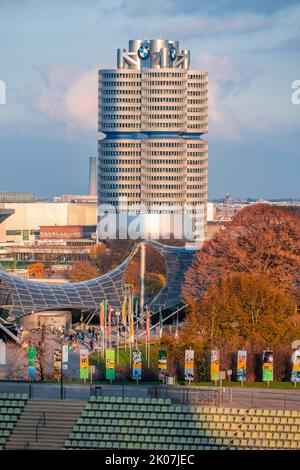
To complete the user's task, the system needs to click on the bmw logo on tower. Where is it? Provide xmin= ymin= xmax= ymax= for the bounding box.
xmin=137 ymin=44 xmax=151 ymax=60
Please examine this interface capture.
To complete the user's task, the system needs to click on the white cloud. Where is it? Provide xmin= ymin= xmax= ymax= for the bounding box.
xmin=34 ymin=65 xmax=98 ymax=135
xmin=195 ymin=53 xmax=246 ymax=140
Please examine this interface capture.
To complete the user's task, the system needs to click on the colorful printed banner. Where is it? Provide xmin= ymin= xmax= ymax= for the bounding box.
xmin=122 ymin=296 xmax=127 ymax=327
xmin=80 ymin=349 xmax=89 ymax=380
xmin=100 ymin=302 xmax=105 ymax=332
xmin=158 ymin=350 xmax=167 ymax=370
xmin=106 ymin=348 xmax=115 ymax=380
xmin=107 ymin=305 xmax=112 ymax=340
xmin=28 ymin=346 xmax=36 ymax=379
xmin=185 ymin=349 xmax=194 ymax=381
xmin=0 ymin=340 xmax=6 ymax=365
xmin=291 ymin=350 xmax=300 ymax=383
xmin=129 ymin=296 xmax=134 ymax=344
xmin=237 ymin=350 xmax=247 ymax=382
xmin=262 ymin=350 xmax=274 ymax=382
xmin=211 ymin=350 xmax=220 ymax=381
xmin=62 ymin=345 xmax=69 ymax=364
xmin=158 ymin=350 xmax=167 ymax=380
xmin=132 ymin=349 xmax=142 ymax=380
xmin=54 ymin=349 xmax=62 ymax=379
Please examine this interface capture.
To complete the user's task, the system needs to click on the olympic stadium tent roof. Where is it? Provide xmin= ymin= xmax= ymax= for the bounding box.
xmin=0 ymin=241 xmax=198 ymax=318
xmin=0 ymin=208 xmax=14 ymax=224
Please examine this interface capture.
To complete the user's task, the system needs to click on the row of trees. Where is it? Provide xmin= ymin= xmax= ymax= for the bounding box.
xmin=173 ymin=204 xmax=300 ymax=380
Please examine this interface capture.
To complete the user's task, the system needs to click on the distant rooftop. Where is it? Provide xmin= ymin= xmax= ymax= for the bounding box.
xmin=0 ymin=192 xmax=35 ymax=203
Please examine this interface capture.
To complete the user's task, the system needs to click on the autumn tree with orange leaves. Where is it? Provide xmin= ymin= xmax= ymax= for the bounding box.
xmin=183 ymin=204 xmax=300 ymax=303
xmin=181 ymin=273 xmax=300 ymax=349
xmin=69 ymin=261 xmax=100 ymax=282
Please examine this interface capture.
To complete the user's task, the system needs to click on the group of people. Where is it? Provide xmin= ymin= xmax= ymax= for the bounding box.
xmin=65 ymin=327 xmax=100 ymax=352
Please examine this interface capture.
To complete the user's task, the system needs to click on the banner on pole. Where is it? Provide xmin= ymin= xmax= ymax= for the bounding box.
xmin=132 ymin=349 xmax=142 ymax=380
xmin=291 ymin=349 xmax=300 ymax=382
xmin=106 ymin=348 xmax=115 ymax=380
xmin=54 ymin=349 xmax=62 ymax=379
xmin=62 ymin=344 xmax=69 ymax=363
xmin=122 ymin=296 xmax=127 ymax=327
xmin=107 ymin=305 xmax=112 ymax=342
xmin=185 ymin=349 xmax=194 ymax=381
xmin=0 ymin=340 xmax=6 ymax=365
xmin=129 ymin=296 xmax=134 ymax=344
xmin=158 ymin=350 xmax=167 ymax=380
xmin=146 ymin=307 xmax=150 ymax=342
xmin=262 ymin=350 xmax=274 ymax=381
xmin=28 ymin=346 xmax=36 ymax=379
xmin=100 ymin=302 xmax=105 ymax=331
xmin=80 ymin=349 xmax=89 ymax=379
xmin=211 ymin=350 xmax=220 ymax=381
xmin=237 ymin=350 xmax=247 ymax=382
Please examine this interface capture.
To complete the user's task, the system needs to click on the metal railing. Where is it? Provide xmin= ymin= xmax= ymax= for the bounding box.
xmin=149 ymin=385 xmax=233 ymax=406
xmin=35 ymin=412 xmax=46 ymax=443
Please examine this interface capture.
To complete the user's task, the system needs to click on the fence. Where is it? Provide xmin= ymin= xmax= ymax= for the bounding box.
xmin=149 ymin=385 xmax=232 ymax=406
xmin=1 ymin=380 xmax=300 ymax=410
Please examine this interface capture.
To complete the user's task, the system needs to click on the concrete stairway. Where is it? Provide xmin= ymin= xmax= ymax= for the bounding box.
xmin=5 ymin=400 xmax=85 ymax=450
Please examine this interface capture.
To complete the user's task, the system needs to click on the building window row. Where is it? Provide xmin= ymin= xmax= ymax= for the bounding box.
xmin=143 ymin=89 xmax=185 ymax=95
xmin=187 ymin=91 xmax=207 ymax=96
xmin=100 ymin=167 xmax=140 ymax=173
xmin=100 ymin=175 xmax=140 ymax=181
xmin=100 ymin=151 xmax=140 ymax=157
xmin=100 ymin=81 xmax=141 ymax=87
xmin=101 ymin=98 xmax=142 ymax=103
xmin=144 ymin=185 xmax=184 ymax=192
xmin=187 ymin=176 xmax=207 ymax=182
xmin=145 ymin=151 xmax=184 ymax=156
xmin=187 ymin=124 xmax=207 ymax=129
xmin=187 ymin=107 xmax=208 ymax=113
xmin=143 ymin=167 xmax=184 ymax=173
xmin=143 ymin=72 xmax=185 ymax=78
xmin=100 ymin=106 xmax=141 ymax=112
xmin=187 ymin=99 xmax=208 ymax=104
xmin=146 ymin=122 xmax=184 ymax=128
xmin=186 ymin=193 xmax=207 ymax=198
xmin=188 ymin=74 xmax=207 ymax=80
xmin=187 ymin=115 xmax=207 ymax=121
xmin=100 ymin=114 xmax=141 ymax=120
xmin=101 ymin=184 xmax=141 ymax=190
xmin=101 ymin=123 xmax=140 ymax=128
xmin=100 ymin=89 xmax=141 ymax=95
xmin=143 ymin=97 xmax=186 ymax=103
xmin=145 ymin=114 xmax=185 ymax=120
xmin=100 ymin=142 xmax=140 ymax=148
xmin=101 ymin=73 xmax=141 ymax=79
xmin=145 ymin=176 xmax=184 ymax=181
xmin=187 ymin=82 xmax=207 ymax=88
xmin=187 ymin=169 xmax=207 ymax=174
xmin=143 ymin=81 xmax=186 ymax=86
xmin=144 ymin=159 xmax=183 ymax=165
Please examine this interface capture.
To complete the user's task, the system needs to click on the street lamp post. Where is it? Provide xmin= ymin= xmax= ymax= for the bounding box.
xmin=60 ymin=335 xmax=64 ymax=400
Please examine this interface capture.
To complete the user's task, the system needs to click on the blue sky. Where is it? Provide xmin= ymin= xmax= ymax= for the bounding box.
xmin=0 ymin=0 xmax=299 ymax=199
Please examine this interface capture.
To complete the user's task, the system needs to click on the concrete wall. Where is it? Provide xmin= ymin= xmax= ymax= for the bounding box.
xmin=20 ymin=311 xmax=72 ymax=330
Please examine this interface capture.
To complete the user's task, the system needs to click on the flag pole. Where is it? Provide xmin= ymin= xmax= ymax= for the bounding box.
xmin=116 ymin=310 xmax=120 ymax=366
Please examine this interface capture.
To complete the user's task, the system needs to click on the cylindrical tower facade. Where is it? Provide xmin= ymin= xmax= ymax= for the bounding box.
xmin=98 ymin=39 xmax=208 ymax=242
xmin=88 ymin=157 xmax=97 ymax=196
